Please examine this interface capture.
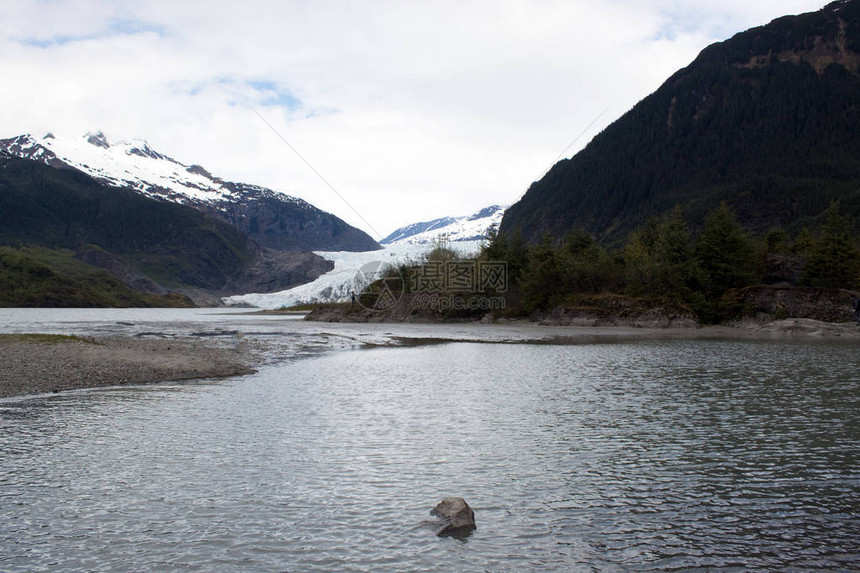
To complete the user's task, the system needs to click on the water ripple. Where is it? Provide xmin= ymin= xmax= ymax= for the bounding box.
xmin=1 ymin=339 xmax=858 ymax=571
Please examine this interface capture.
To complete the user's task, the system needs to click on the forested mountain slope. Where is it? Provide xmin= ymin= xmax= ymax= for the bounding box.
xmin=501 ymin=0 xmax=860 ymax=245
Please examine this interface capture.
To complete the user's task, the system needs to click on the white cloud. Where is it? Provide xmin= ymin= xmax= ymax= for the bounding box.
xmin=0 ymin=0 xmax=827 ymax=237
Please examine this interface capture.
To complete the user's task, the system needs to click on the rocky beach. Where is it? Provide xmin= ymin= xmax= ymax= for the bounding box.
xmin=0 ymin=334 xmax=257 ymax=398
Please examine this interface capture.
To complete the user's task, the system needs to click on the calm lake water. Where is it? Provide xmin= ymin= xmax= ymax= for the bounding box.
xmin=0 ymin=310 xmax=858 ymax=571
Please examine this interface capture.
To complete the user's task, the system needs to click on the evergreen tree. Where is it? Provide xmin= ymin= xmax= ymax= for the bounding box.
xmin=425 ymin=234 xmax=458 ymax=263
xmin=623 ymin=218 xmax=660 ymax=296
xmin=520 ymin=234 xmax=564 ymax=312
xmin=561 ymin=229 xmax=617 ymax=293
xmin=480 ymin=224 xmax=504 ymax=260
xmin=792 ymin=226 xmax=815 ymax=257
xmin=562 ymin=228 xmax=598 ymax=258
xmin=654 ymin=206 xmax=698 ymax=299
xmin=803 ymin=202 xmax=860 ymax=288
xmin=764 ymin=228 xmax=789 ymax=254
xmin=624 ymin=207 xmax=697 ymax=300
xmin=695 ymin=202 xmax=758 ymax=298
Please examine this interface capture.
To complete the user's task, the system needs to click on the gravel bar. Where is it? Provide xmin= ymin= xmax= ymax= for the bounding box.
xmin=0 ymin=335 xmax=256 ymax=398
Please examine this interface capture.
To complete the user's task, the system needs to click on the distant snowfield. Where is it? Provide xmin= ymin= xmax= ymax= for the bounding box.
xmin=381 ymin=205 xmax=505 ymax=245
xmin=223 ymin=241 xmax=484 ymax=309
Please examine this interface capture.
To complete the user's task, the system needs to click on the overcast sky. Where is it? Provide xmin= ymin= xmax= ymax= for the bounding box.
xmin=1 ymin=0 xmax=826 ymax=238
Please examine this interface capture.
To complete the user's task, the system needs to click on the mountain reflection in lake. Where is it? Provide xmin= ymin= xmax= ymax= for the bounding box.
xmin=1 ymin=334 xmax=858 ymax=572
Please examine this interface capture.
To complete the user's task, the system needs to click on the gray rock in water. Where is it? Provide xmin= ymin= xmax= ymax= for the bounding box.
xmin=431 ymin=497 xmax=476 ymax=537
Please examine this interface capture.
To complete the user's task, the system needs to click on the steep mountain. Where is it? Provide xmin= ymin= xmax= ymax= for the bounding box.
xmin=0 ymin=155 xmax=332 ymax=304
xmin=381 ymin=205 xmax=506 ymax=245
xmin=0 ymin=246 xmax=197 ymax=308
xmin=501 ymin=0 xmax=860 ymax=245
xmin=0 ymin=132 xmax=380 ymax=252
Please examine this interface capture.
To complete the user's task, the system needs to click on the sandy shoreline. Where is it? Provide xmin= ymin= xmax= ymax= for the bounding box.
xmin=0 ymin=335 xmax=257 ymax=399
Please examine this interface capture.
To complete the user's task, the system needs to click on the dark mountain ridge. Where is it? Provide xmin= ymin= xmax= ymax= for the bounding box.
xmin=501 ymin=0 xmax=860 ymax=245
xmin=0 ymin=155 xmax=331 ymax=304
xmin=0 ymin=133 xmax=381 ymax=253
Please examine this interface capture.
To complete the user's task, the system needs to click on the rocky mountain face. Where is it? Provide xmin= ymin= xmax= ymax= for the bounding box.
xmin=220 ymin=190 xmax=379 ymax=252
xmin=0 ymin=132 xmax=380 ymax=252
xmin=0 ymin=155 xmax=332 ymax=305
xmin=381 ymin=205 xmax=506 ymax=245
xmin=501 ymin=0 xmax=860 ymax=245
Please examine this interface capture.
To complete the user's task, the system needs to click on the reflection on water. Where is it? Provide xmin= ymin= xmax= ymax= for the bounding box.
xmin=1 ymin=339 xmax=858 ymax=572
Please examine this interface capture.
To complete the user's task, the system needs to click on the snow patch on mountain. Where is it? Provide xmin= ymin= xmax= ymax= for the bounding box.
xmin=381 ymin=205 xmax=506 ymax=245
xmin=0 ymin=132 xmax=309 ymax=211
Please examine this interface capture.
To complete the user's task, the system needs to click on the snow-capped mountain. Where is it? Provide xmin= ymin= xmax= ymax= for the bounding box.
xmin=2 ymin=132 xmax=265 ymax=206
xmin=381 ymin=205 xmax=506 ymax=245
xmin=0 ymin=132 xmax=379 ymax=252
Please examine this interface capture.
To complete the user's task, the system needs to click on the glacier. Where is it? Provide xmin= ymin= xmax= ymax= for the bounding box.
xmin=223 ymin=240 xmax=484 ymax=309
xmin=223 ymin=204 xmax=504 ymax=308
